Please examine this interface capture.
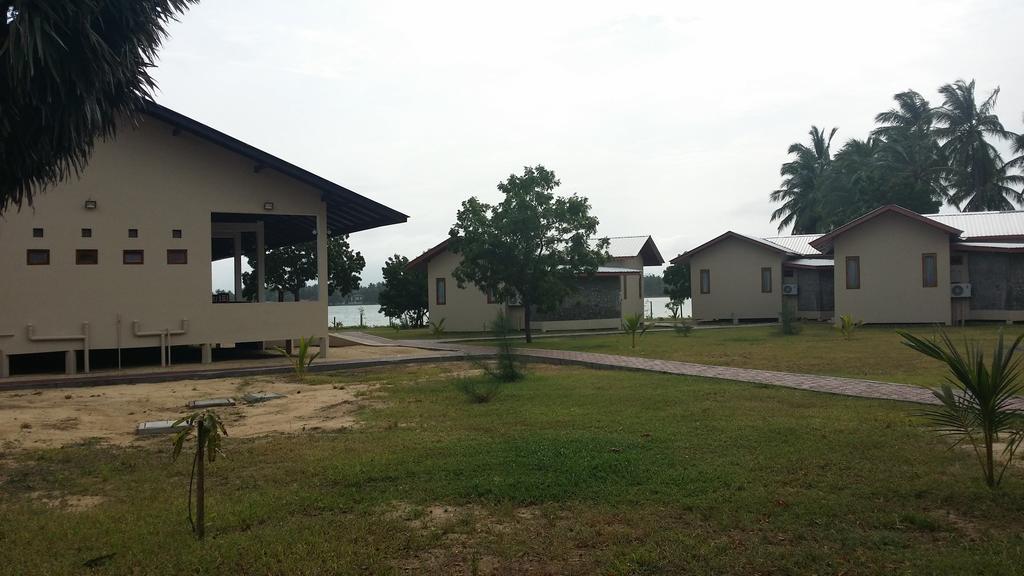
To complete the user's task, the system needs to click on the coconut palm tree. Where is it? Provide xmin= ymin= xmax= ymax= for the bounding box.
xmin=933 ymin=79 xmax=1017 ymax=211
xmin=1 ymin=1 xmax=198 ymax=214
xmin=770 ymin=126 xmax=838 ymax=233
xmin=872 ymin=90 xmax=934 ymax=138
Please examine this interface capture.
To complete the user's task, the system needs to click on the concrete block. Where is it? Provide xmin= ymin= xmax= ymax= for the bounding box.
xmin=65 ymin=350 xmax=77 ymax=375
xmin=186 ymin=397 xmax=236 ymax=409
xmin=136 ymin=420 xmax=189 ymax=436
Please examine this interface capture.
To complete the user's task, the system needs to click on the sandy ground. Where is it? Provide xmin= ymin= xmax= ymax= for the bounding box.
xmin=0 ymin=371 xmax=384 ymax=450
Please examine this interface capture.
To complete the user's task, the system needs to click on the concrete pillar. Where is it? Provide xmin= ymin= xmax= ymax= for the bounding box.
xmin=316 ymin=204 xmax=329 ymax=359
xmin=320 ymin=335 xmax=330 ymax=360
xmin=65 ymin=350 xmax=77 ymax=375
xmin=0 ymin=350 xmax=9 ymax=378
xmin=233 ymin=232 xmax=243 ymax=301
xmin=256 ymin=221 xmax=266 ymax=303
xmin=201 ymin=343 xmax=213 ymax=364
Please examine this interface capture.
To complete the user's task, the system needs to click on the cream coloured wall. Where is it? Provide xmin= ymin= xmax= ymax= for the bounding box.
xmin=0 ymin=116 xmax=332 ymax=364
xmin=426 ymin=250 xmax=510 ymax=332
xmin=832 ymin=212 xmax=951 ymax=325
xmin=688 ymin=238 xmax=783 ymax=322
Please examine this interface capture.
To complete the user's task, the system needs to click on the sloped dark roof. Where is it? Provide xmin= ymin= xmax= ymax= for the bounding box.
xmin=670 ymin=231 xmax=794 ymax=264
xmin=144 ymin=102 xmax=408 ymax=236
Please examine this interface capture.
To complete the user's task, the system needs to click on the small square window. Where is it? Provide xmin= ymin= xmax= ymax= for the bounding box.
xmin=123 ymin=250 xmax=145 ymax=265
xmin=76 ymin=249 xmax=99 ymax=265
xmin=26 ymin=249 xmax=50 ymax=265
xmin=32 ymin=228 xmax=44 ymax=238
xmin=81 ymin=228 xmax=92 ymax=238
xmin=128 ymin=228 xmax=138 ymax=238
xmin=167 ymin=249 xmax=188 ymax=265
xmin=172 ymin=229 xmax=182 ymax=239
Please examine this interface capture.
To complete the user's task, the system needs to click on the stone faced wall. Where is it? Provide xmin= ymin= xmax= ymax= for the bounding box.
xmin=533 ymin=276 xmax=621 ymax=321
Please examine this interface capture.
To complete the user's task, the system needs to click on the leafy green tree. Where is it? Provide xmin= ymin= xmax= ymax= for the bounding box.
xmin=377 ymin=254 xmax=428 ymax=327
xmin=663 ymin=262 xmax=690 ymax=303
xmin=769 ymin=126 xmax=838 ymax=233
xmin=245 ymin=235 xmax=365 ymax=302
xmin=449 ymin=165 xmax=609 ymax=343
xmin=934 ymin=79 xmax=1020 ymax=211
xmin=1 ymin=0 xmax=197 ymax=213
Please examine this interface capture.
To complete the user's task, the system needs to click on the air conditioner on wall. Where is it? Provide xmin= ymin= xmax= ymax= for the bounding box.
xmin=951 ymin=283 xmax=972 ymax=298
xmin=782 ymin=284 xmax=799 ymax=295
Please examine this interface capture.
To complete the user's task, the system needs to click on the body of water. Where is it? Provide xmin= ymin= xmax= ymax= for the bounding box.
xmin=328 ymin=297 xmax=690 ymax=328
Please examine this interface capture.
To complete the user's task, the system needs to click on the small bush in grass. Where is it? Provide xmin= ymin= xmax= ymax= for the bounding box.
xmin=838 ymin=314 xmax=861 ymax=340
xmin=779 ymin=307 xmax=802 ymax=335
xmin=622 ymin=313 xmax=648 ymax=349
xmin=674 ymin=320 xmax=694 ymax=337
xmin=900 ymin=329 xmax=1024 ymax=488
xmin=430 ymin=318 xmax=446 ymax=336
xmin=474 ymin=311 xmax=523 ymax=383
xmin=274 ymin=336 xmax=320 ymax=381
xmin=454 ymin=376 xmax=504 ymax=403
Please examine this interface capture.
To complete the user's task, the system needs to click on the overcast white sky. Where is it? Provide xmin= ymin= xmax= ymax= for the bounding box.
xmin=154 ymin=0 xmax=1024 ymax=285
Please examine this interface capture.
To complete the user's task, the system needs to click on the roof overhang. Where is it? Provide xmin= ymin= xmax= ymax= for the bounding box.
xmin=637 ymin=236 xmax=666 ymax=266
xmin=953 ymin=242 xmax=1024 ymax=253
xmin=143 ymin=102 xmax=408 ymax=237
xmin=809 ymin=205 xmax=961 ymax=253
xmin=783 ymin=258 xmax=835 ymax=270
xmin=671 ymin=231 xmax=792 ymax=265
xmin=407 ymin=238 xmax=451 ymax=270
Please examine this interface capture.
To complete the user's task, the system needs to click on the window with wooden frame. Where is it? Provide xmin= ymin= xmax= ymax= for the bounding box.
xmin=845 ymin=256 xmax=860 ymax=289
xmin=639 ymin=275 xmax=643 ymax=299
xmin=76 ymin=249 xmax=98 ymax=265
xmin=435 ymin=278 xmax=447 ymax=305
xmin=26 ymin=249 xmax=50 ymax=265
xmin=167 ymin=249 xmax=188 ymax=265
xmin=699 ymin=269 xmax=710 ymax=294
xmin=123 ymin=250 xmax=145 ymax=265
xmin=922 ymin=253 xmax=938 ymax=287
xmin=761 ymin=267 xmax=772 ymax=293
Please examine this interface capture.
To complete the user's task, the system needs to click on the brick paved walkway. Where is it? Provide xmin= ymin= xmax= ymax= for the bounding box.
xmin=334 ymin=332 xmax=1024 ymax=408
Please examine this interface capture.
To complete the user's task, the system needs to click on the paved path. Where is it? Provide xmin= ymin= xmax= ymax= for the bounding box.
xmin=333 ymin=332 xmax=1024 ymax=409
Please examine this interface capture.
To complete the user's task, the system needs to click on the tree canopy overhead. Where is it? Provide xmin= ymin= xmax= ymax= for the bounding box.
xmin=1 ymin=0 xmax=197 ymax=213
xmin=769 ymin=79 xmax=1023 ymax=233
xmin=449 ymin=165 xmax=609 ymax=342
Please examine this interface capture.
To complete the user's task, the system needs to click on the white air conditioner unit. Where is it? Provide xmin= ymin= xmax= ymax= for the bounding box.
xmin=782 ymin=284 xmax=799 ymax=295
xmin=951 ymin=283 xmax=972 ymax=298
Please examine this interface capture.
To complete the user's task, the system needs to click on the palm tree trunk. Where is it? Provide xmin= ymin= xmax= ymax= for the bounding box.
xmin=196 ymin=424 xmax=206 ymax=539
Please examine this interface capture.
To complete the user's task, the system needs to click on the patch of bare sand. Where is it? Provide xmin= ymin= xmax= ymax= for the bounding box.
xmin=31 ymin=492 xmax=106 ymax=512
xmin=0 ymin=374 xmax=382 ymax=450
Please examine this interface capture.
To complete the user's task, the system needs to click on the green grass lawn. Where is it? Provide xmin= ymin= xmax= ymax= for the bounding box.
xmin=3 ymin=364 xmax=1024 ymax=574
xmin=515 ymin=323 xmax=1024 ymax=388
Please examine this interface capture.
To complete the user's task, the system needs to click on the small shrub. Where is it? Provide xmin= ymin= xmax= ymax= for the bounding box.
xmin=454 ymin=376 xmax=504 ymax=404
xmin=622 ymin=313 xmax=648 ymax=349
xmin=430 ymin=318 xmax=446 ymax=336
xmin=475 ymin=311 xmax=523 ymax=383
xmin=674 ymin=321 xmax=694 ymax=337
xmin=329 ymin=317 xmax=344 ymax=331
xmin=900 ymin=329 xmax=1024 ymax=488
xmin=779 ymin=307 xmax=802 ymax=335
xmin=666 ymin=300 xmax=683 ymax=320
xmin=275 ymin=336 xmax=320 ymax=381
xmin=838 ymin=314 xmax=861 ymax=340
xmin=172 ymin=410 xmax=228 ymax=540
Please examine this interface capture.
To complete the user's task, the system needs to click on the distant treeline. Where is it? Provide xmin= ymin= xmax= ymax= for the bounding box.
xmin=644 ymin=273 xmax=664 ymax=297
xmin=261 ymin=282 xmax=383 ymax=305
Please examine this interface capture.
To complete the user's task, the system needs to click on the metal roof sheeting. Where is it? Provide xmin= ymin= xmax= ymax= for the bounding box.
xmin=601 ymin=236 xmax=650 ymax=258
xmin=926 ymin=211 xmax=1024 ymax=239
xmin=761 ymin=234 xmax=823 ymax=256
